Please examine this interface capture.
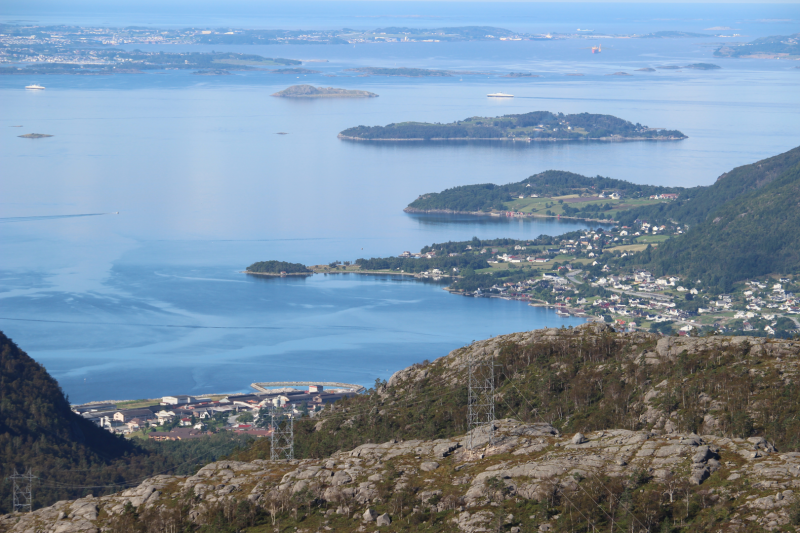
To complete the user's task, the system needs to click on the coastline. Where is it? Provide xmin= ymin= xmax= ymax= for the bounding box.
xmin=403 ymin=206 xmax=617 ymax=224
xmin=273 ymin=95 xmax=377 ymax=98
xmin=338 ymin=134 xmax=686 ymax=142
xmin=243 ymin=270 xmax=312 ymax=277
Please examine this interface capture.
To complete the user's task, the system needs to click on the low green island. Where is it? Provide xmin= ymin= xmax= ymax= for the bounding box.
xmin=271 ymin=85 xmax=378 ymax=98
xmin=18 ymin=133 xmax=53 ymax=139
xmin=339 ymin=111 xmax=686 ymax=142
xmin=270 ymin=68 xmax=321 ymax=75
xmin=245 ymin=260 xmax=311 ymax=276
xmin=0 ymin=51 xmax=300 ymax=76
xmin=658 ymin=63 xmax=721 ymax=70
xmin=715 ymin=33 xmax=800 ymax=59
xmin=405 ymin=170 xmax=685 ymax=221
xmin=343 ymin=67 xmax=457 ymax=77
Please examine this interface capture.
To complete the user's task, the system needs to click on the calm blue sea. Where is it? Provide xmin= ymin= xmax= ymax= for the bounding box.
xmin=1 ymin=2 xmax=799 ymax=403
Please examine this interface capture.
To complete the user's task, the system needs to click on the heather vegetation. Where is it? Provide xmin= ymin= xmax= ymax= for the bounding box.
xmin=233 ymin=326 xmax=800 ymax=463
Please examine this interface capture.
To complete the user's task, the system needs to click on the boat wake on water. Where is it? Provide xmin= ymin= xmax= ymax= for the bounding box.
xmin=0 ymin=213 xmax=119 ymax=223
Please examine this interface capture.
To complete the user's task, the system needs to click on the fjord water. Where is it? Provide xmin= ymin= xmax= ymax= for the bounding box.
xmin=2 ymin=6 xmax=800 ymax=403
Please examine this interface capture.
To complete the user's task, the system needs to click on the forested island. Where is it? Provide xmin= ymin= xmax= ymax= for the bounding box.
xmin=405 ymin=170 xmax=684 ymax=218
xmin=245 ymin=260 xmax=311 ymax=275
xmin=272 ymin=85 xmax=378 ymax=98
xmin=339 ymin=111 xmax=686 ymax=141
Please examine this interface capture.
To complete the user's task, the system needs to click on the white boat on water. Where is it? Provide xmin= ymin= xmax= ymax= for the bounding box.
xmin=25 ymin=84 xmax=45 ymax=90
xmin=487 ymin=92 xmax=513 ymax=98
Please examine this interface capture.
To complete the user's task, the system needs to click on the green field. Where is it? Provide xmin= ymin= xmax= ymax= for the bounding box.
xmin=633 ymin=234 xmax=671 ymax=244
xmin=504 ymin=194 xmax=670 ymax=220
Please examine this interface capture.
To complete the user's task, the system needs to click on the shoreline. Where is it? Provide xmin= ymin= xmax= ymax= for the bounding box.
xmin=403 ymin=206 xmax=616 ymax=224
xmin=242 ymin=270 xmax=312 ymax=277
xmin=338 ymin=134 xmax=686 ymax=142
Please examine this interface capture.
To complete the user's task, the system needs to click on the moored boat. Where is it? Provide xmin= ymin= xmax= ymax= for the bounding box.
xmin=487 ymin=92 xmax=513 ymax=98
xmin=25 ymin=84 xmax=45 ymax=90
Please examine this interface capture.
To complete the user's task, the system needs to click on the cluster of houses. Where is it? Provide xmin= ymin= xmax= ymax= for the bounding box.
xmin=648 ymin=193 xmax=679 ymax=200
xmin=593 ymin=270 xmax=684 ymax=293
xmin=71 ymin=385 xmax=356 ymax=440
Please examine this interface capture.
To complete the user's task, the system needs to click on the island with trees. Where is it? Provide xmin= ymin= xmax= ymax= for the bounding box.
xmin=272 ymin=85 xmax=378 ymax=98
xmin=245 ymin=260 xmax=311 ymax=276
xmin=339 ymin=111 xmax=686 ymax=142
xmin=404 ymin=170 xmax=685 ymax=221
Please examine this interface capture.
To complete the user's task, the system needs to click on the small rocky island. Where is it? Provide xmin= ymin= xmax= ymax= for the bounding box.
xmin=271 ymin=84 xmax=378 ymax=98
xmin=18 ymin=133 xmax=53 ymax=139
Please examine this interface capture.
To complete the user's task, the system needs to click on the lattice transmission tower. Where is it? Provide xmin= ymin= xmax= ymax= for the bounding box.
xmin=270 ymin=406 xmax=294 ymax=461
xmin=467 ymin=350 xmax=495 ymax=450
xmin=10 ymin=468 xmax=34 ymax=513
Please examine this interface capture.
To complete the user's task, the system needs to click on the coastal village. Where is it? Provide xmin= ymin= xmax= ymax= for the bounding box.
xmin=448 ymin=221 xmax=799 ymax=337
xmin=326 ymin=210 xmax=799 ymax=338
xmin=72 ymin=385 xmax=358 ymax=441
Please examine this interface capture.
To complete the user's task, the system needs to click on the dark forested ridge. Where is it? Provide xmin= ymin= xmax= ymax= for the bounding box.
xmin=0 ymin=332 xmax=249 ymax=513
xmin=340 ymin=111 xmax=686 ymax=141
xmin=617 ymin=144 xmax=800 ymax=227
xmin=638 ymin=156 xmax=800 ymax=288
xmin=407 ymin=170 xmax=684 ymax=213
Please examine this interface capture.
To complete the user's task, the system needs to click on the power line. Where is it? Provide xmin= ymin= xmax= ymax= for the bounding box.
xmin=270 ymin=406 xmax=294 ymax=461
xmin=10 ymin=468 xmax=35 ymax=513
xmin=467 ymin=350 xmax=495 ymax=450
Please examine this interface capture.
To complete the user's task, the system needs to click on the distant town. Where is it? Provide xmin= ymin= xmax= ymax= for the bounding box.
xmin=72 ymin=382 xmax=362 ymax=441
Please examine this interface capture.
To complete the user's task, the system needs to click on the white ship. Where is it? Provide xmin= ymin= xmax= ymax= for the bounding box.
xmin=487 ymin=92 xmax=513 ymax=98
xmin=25 ymin=84 xmax=45 ymax=90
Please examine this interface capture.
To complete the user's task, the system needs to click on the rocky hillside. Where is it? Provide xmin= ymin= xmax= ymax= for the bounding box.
xmin=3 ymin=324 xmax=800 ymax=532
xmin=240 ymin=323 xmax=799 ymax=463
xmin=2 ymin=420 xmax=799 ymax=532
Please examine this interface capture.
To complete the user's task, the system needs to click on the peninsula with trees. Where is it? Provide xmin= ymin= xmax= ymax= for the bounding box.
xmin=339 ymin=111 xmax=686 ymax=142
xmin=252 ymin=145 xmax=800 ymax=338
xmin=405 ymin=170 xmax=685 ymax=220
xmin=271 ymin=85 xmax=378 ymax=98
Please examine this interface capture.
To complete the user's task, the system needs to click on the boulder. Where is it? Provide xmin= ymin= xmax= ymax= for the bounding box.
xmin=376 ymin=513 xmax=391 ymax=526
xmin=572 ymin=433 xmax=588 ymax=445
xmin=363 ymin=508 xmax=378 ymax=522
xmin=421 ymin=461 xmax=440 ymax=472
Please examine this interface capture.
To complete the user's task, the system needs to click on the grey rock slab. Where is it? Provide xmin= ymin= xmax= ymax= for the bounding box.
xmin=376 ymin=513 xmax=391 ymax=526
xmin=421 ymin=461 xmax=440 ymax=472
xmin=362 ymin=508 xmax=378 ymax=522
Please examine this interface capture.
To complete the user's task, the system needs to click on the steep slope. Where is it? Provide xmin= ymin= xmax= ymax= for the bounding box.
xmin=0 ymin=332 xmax=247 ymax=514
xmin=642 ymin=158 xmax=800 ymax=286
xmin=4 ymin=325 xmax=800 ymax=532
xmin=617 ymin=144 xmax=800 ymax=227
xmin=0 ymin=331 xmax=139 ymax=512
